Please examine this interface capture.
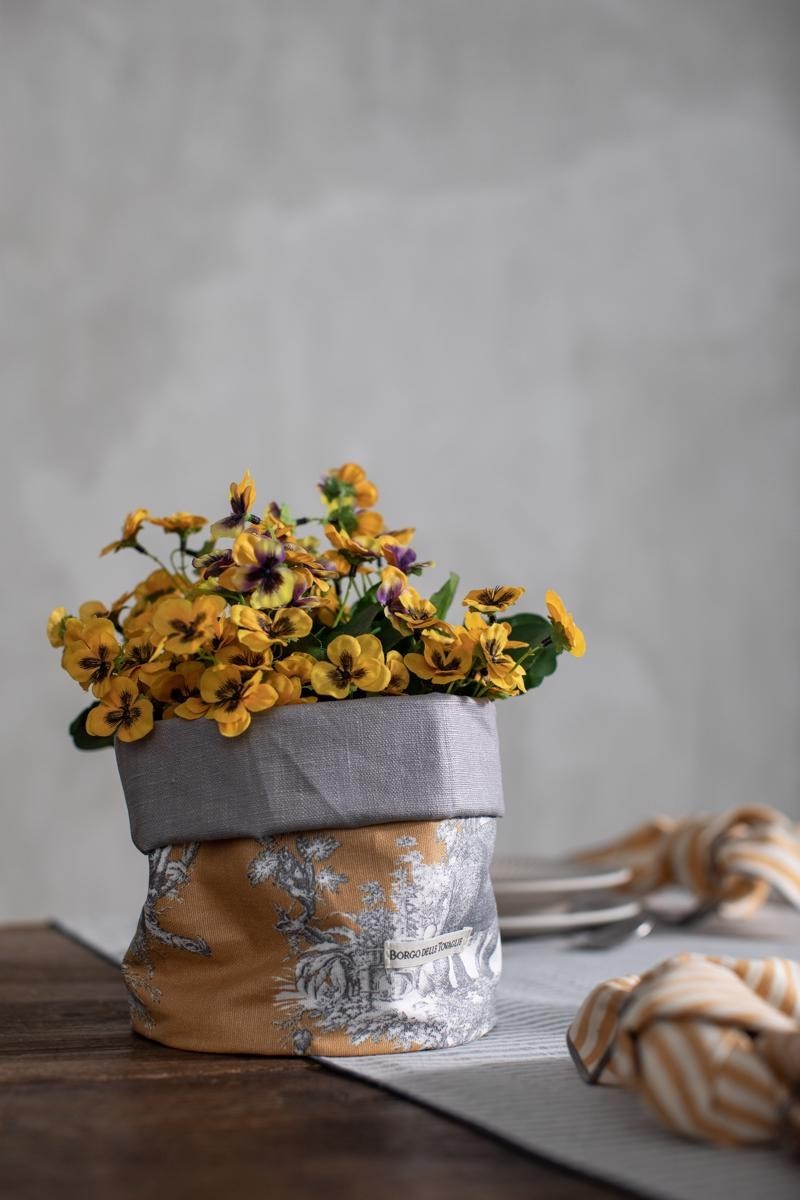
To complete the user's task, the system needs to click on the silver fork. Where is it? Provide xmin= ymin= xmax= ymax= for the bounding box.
xmin=572 ymin=901 xmax=719 ymax=950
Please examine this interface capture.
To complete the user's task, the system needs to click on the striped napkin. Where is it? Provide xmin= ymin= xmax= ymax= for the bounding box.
xmin=568 ymin=954 xmax=800 ymax=1149
xmin=577 ymin=805 xmax=800 ymax=918
xmin=569 ymin=807 xmax=800 ymax=1150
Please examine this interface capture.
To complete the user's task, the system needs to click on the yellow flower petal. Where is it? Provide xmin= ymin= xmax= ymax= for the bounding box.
xmin=352 ymin=659 xmax=391 ymax=692
xmin=46 ymin=607 xmax=68 ymax=648
xmin=218 ymin=712 xmax=252 ymax=737
xmin=568 ymin=623 xmax=586 ymax=658
xmin=385 ymin=650 xmax=410 ymax=694
xmin=326 ymin=635 xmax=363 ymax=668
xmin=310 ymin=660 xmax=351 ymax=699
xmin=462 ymin=586 xmax=525 ymax=614
xmin=545 ymin=589 xmax=568 ymax=624
xmin=356 ymin=633 xmax=385 ymax=663
xmin=274 ymin=652 xmax=317 ymax=684
xmin=200 ymin=664 xmax=240 ymax=704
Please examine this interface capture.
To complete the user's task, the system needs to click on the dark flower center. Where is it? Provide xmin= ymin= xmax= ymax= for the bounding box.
xmin=79 ymin=646 xmax=112 ymax=682
xmin=252 ymin=560 xmax=285 ymax=592
xmin=215 ymin=679 xmax=244 ymax=711
xmin=170 ymin=618 xmax=203 ymax=642
xmin=333 ymin=651 xmax=366 ymax=688
xmin=108 ymin=692 xmax=141 ymax=728
xmin=229 ymin=648 xmax=264 ymax=669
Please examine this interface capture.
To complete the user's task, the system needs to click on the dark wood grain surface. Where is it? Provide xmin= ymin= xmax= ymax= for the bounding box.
xmin=0 ymin=924 xmax=630 ymax=1199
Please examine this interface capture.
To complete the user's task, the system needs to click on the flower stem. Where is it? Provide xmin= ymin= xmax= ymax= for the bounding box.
xmin=333 ymin=573 xmax=355 ymax=626
xmin=134 ymin=542 xmax=190 ymax=592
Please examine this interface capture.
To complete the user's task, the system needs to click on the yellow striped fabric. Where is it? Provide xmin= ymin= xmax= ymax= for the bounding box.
xmin=568 ymin=954 xmax=800 ymax=1148
xmin=578 ymin=806 xmax=800 ymax=918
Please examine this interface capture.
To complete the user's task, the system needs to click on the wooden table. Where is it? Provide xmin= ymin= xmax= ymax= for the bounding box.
xmin=0 ymin=924 xmax=628 ymax=1199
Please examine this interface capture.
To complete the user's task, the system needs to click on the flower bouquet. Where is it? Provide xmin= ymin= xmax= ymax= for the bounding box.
xmin=48 ymin=464 xmax=584 ymax=1057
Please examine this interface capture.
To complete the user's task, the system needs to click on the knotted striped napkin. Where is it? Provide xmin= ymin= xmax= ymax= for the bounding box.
xmin=568 ymin=954 xmax=800 ymax=1148
xmin=578 ymin=805 xmax=800 ymax=918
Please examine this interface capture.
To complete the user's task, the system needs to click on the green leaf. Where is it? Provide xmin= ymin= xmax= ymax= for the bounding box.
xmin=429 ymin=572 xmax=460 ymax=620
xmin=291 ymin=635 xmax=326 ymax=659
xmin=334 ymin=602 xmax=381 ymax=638
xmin=347 ymin=584 xmax=379 ymax=618
xmin=69 ymin=706 xmax=114 ymax=751
xmin=507 ymin=612 xmax=552 ymax=646
xmin=524 ymin=645 xmax=558 ymax=690
xmin=377 ymin=625 xmax=411 ymax=654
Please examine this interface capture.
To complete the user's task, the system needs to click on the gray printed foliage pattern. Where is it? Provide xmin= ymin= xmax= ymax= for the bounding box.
xmin=123 ymin=820 xmax=500 ymax=1054
xmin=123 ymin=842 xmax=211 ymax=1027
xmin=248 ymin=817 xmax=501 ymax=1054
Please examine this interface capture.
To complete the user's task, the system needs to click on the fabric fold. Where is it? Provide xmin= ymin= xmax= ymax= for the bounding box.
xmin=115 ymin=693 xmax=504 ymax=852
xmin=568 ymin=952 xmax=800 ymax=1148
xmin=578 ymin=806 xmax=800 ymax=918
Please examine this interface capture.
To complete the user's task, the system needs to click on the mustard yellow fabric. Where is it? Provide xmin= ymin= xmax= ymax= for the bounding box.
xmin=124 ymin=817 xmax=500 ymax=1057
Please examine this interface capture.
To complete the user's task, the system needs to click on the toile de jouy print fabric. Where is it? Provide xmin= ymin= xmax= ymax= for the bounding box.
xmin=123 ymin=817 xmax=501 ymax=1056
xmin=116 ymin=694 xmax=504 ymax=1056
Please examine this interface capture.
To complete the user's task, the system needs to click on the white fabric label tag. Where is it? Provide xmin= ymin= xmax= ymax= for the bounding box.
xmin=383 ymin=926 xmax=473 ymax=970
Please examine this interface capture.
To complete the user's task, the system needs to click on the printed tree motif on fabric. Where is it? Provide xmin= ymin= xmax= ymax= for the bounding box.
xmin=248 ymin=819 xmax=500 ymax=1054
xmin=123 ymin=842 xmax=211 ymax=1027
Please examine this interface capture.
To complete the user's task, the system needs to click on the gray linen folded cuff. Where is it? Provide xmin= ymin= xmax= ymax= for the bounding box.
xmin=115 ymin=693 xmax=504 ymax=852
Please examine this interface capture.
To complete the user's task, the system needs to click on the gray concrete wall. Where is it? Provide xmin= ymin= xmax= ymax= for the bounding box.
xmin=2 ymin=0 xmax=798 ymax=920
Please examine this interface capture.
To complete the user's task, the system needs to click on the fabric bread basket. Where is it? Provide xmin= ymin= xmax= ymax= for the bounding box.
xmin=115 ymin=692 xmax=504 ymax=1057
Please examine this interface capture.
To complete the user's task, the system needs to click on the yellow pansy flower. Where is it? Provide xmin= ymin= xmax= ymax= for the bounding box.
xmin=86 ymin=680 xmax=154 ymax=743
xmin=152 ymin=594 xmax=226 ymax=654
xmin=376 ymin=565 xmax=407 ymax=606
xmin=355 ymin=510 xmax=385 ymax=538
xmin=480 ymin=660 xmax=527 ymax=695
xmin=282 ymin=539 xmax=337 ymax=583
xmin=385 ymin=650 xmax=410 ymax=694
xmin=207 ymin=617 xmax=240 ymax=659
xmin=258 ymin=504 xmax=295 ymax=541
xmin=283 ymin=566 xmax=326 ymax=608
xmin=150 ymin=512 xmax=207 ymax=535
xmin=220 ymin=533 xmax=295 ymax=609
xmin=378 ymin=538 xmax=429 ymax=573
xmin=192 ymin=549 xmax=234 ymax=582
xmin=385 ymin=586 xmax=439 ymax=636
xmin=135 ymin=569 xmax=182 ymax=601
xmin=461 ymin=586 xmax=525 ymax=614
xmin=199 ymin=665 xmax=278 ymax=736
xmin=322 ymin=549 xmax=352 ymax=578
xmin=210 ymin=470 xmax=257 ymax=539
xmin=319 ymin=463 xmax=379 ymax=511
xmin=62 ymin=616 xmax=89 ymax=646
xmin=262 ymin=670 xmax=317 ymax=706
xmin=274 ymin=652 xmax=317 ymax=685
xmin=405 ymin=629 xmax=474 ymax=685
xmin=313 ymin=589 xmax=340 ymax=628
xmin=100 ymin=508 xmax=150 ymax=557
xmin=230 ymin=604 xmax=313 ymax=650
xmin=460 ymin=610 xmax=487 ymax=646
xmin=310 ymin=635 xmax=391 ymax=699
xmin=479 ymin=622 xmax=527 ymax=689
xmin=78 ymin=600 xmax=110 ymax=621
xmin=122 ymin=572 xmax=186 ymax=638
xmin=150 ymin=662 xmax=205 ymax=718
xmin=383 ymin=526 xmax=415 ymax=547
xmin=324 ymin=524 xmax=377 ymax=560
xmin=118 ymin=632 xmax=167 ymax=683
xmin=545 ymin=589 xmax=586 ymax=658
xmin=216 ymin=641 xmax=274 ymax=674
xmin=62 ymin=619 xmax=120 ymax=693
xmin=47 ymin=607 xmax=69 ymax=648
